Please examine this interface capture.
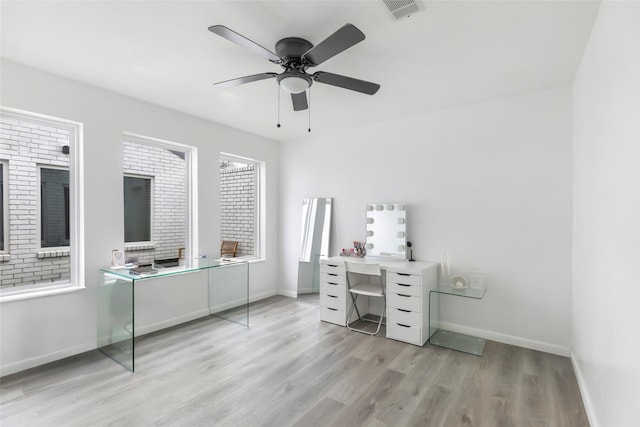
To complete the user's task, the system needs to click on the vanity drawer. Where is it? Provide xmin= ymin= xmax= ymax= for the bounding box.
xmin=388 ymin=282 xmax=420 ymax=297
xmin=320 ymin=280 xmax=346 ymax=296
xmin=388 ymin=272 xmax=421 ymax=286
xmin=388 ymin=292 xmax=421 ymax=312
xmin=320 ymin=263 xmax=346 ymax=275
xmin=387 ymin=307 xmax=421 ymax=327
xmin=387 ymin=321 xmax=422 ymax=346
xmin=320 ymin=272 xmax=346 ymax=286
xmin=320 ymin=306 xmax=346 ymax=326
xmin=320 ymin=292 xmax=346 ymax=311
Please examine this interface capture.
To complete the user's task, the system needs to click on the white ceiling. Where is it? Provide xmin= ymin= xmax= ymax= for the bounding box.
xmin=0 ymin=1 xmax=599 ymax=142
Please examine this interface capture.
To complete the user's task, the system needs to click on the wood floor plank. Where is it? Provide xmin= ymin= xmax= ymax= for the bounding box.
xmin=0 ymin=296 xmax=589 ymax=427
xmin=290 ymin=397 xmax=345 ymax=427
xmin=373 ymin=347 xmax=450 ymax=425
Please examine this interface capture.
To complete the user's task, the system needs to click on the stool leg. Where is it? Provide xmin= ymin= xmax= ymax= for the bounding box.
xmin=372 ymin=296 xmax=386 ymax=336
xmin=346 ymin=294 xmax=360 ymax=330
xmin=350 ymin=291 xmax=363 ymax=321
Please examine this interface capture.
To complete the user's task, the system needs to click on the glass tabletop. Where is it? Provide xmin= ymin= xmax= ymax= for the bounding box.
xmin=100 ymin=257 xmax=247 ymax=280
xmin=431 ymin=285 xmax=487 ymax=299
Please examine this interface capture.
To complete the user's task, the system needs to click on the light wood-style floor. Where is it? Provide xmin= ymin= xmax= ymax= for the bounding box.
xmin=1 ymin=296 xmax=589 ymax=427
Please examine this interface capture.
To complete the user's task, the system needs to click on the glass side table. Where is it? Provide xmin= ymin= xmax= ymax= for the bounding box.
xmin=428 ymin=284 xmax=487 ymax=356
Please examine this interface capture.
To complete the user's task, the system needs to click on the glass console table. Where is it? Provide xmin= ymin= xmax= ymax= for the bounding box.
xmin=429 ymin=284 xmax=487 ymax=356
xmin=97 ymin=258 xmax=249 ymax=371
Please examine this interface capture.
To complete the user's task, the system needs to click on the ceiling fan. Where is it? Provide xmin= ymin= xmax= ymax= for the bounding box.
xmin=208 ymin=24 xmax=380 ymax=112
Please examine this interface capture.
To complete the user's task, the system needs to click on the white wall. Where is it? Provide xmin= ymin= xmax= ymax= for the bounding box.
xmin=280 ymin=87 xmax=573 ymax=355
xmin=572 ymin=2 xmax=640 ymax=427
xmin=0 ymin=60 xmax=280 ymax=375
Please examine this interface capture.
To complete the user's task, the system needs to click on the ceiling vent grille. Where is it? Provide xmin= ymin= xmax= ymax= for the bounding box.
xmin=382 ymin=0 xmax=425 ymax=20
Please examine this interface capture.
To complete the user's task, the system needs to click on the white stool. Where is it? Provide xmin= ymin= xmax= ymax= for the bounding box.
xmin=345 ymin=261 xmax=386 ymax=336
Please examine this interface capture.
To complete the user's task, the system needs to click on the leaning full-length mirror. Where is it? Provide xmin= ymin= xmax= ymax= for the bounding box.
xmin=297 ymin=198 xmax=332 ymax=302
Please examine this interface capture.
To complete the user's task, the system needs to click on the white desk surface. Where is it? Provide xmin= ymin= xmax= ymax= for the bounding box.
xmin=323 ymin=256 xmax=437 ymax=273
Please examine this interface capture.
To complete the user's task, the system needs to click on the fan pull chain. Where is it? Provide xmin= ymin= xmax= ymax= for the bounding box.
xmin=276 ymin=85 xmax=281 ymax=128
xmin=307 ymin=88 xmax=311 ymax=133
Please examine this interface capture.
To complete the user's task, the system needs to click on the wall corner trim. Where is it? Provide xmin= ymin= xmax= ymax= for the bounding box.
xmin=570 ymin=349 xmax=600 ymax=427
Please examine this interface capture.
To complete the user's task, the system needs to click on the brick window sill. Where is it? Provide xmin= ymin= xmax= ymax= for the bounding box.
xmin=0 ymin=253 xmax=10 ymax=262
xmin=125 ymin=242 xmax=156 ymax=251
xmin=37 ymin=249 xmax=70 ymax=259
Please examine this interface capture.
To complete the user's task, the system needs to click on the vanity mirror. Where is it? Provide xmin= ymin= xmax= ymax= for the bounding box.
xmin=297 ymin=198 xmax=332 ymax=299
xmin=365 ymin=203 xmax=407 ymax=259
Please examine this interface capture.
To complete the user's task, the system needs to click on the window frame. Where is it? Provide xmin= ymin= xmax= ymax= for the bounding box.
xmin=123 ymin=173 xmax=154 ymax=245
xmin=0 ymin=107 xmax=84 ymax=302
xmin=122 ymin=133 xmax=197 ymax=261
xmin=0 ymin=160 xmax=7 ymax=254
xmin=220 ymin=152 xmax=265 ymax=260
xmin=38 ymin=164 xmax=71 ymax=250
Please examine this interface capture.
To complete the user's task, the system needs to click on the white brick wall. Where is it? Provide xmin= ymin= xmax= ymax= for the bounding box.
xmin=122 ymin=140 xmax=186 ymax=264
xmin=220 ymin=165 xmax=256 ymax=257
xmin=0 ymin=116 xmax=71 ymax=287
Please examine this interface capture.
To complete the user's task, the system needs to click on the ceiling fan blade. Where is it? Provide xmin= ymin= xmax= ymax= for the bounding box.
xmin=213 ymin=73 xmax=277 ymax=89
xmin=291 ymin=92 xmax=309 ymax=111
xmin=208 ymin=25 xmax=281 ymax=63
xmin=302 ymin=23 xmax=365 ymax=66
xmin=312 ymin=71 xmax=380 ymax=95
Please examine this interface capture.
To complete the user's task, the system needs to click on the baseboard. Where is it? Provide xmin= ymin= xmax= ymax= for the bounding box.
xmin=0 ymin=341 xmax=95 ymax=377
xmin=436 ymin=320 xmax=571 ymax=357
xmin=250 ymin=289 xmax=278 ymax=303
xmin=278 ymin=289 xmax=297 ymax=298
xmin=135 ymin=308 xmax=212 ymax=336
xmin=570 ymin=349 xmax=599 ymax=427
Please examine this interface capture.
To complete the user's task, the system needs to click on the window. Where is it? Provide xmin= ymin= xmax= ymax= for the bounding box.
xmin=122 ymin=134 xmax=196 ymax=265
xmin=0 ymin=107 xmax=84 ymax=300
xmin=124 ymin=175 xmax=152 ymax=243
xmin=0 ymin=162 xmax=6 ymax=252
xmin=220 ymin=153 xmax=264 ymax=259
xmin=40 ymin=166 xmax=70 ymax=248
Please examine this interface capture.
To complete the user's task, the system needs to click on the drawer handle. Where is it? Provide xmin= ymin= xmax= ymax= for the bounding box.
xmin=397 ymin=283 xmax=411 ymax=287
xmin=396 ymin=323 xmax=411 ymax=328
xmin=327 ymin=308 xmax=338 ymax=311
xmin=397 ymin=308 xmax=411 ymax=313
xmin=396 ymin=273 xmax=411 ymax=276
xmin=327 ymin=295 xmax=338 ymax=298
xmin=327 ymin=273 xmax=338 ymax=277
xmin=397 ymin=293 xmax=411 ymax=298
xmin=327 ymin=282 xmax=338 ymax=285
xmin=327 ymin=264 xmax=338 ymax=267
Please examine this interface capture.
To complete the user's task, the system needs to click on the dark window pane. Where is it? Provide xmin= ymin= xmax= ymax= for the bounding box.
xmin=41 ymin=168 xmax=70 ymax=248
xmin=64 ymin=186 xmax=70 ymax=241
xmin=124 ymin=176 xmax=151 ymax=242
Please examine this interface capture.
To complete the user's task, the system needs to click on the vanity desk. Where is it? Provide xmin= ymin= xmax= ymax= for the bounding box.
xmin=320 ymin=256 xmax=438 ymax=346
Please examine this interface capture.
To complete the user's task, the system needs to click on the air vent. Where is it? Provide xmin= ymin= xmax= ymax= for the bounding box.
xmin=382 ymin=0 xmax=425 ymax=20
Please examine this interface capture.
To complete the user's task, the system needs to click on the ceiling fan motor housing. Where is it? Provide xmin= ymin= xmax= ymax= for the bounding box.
xmin=275 ymin=37 xmax=315 ymax=93
xmin=275 ymin=37 xmax=314 ymax=65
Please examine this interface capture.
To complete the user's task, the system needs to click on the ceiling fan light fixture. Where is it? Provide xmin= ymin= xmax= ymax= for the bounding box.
xmin=277 ymin=73 xmax=312 ymax=94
